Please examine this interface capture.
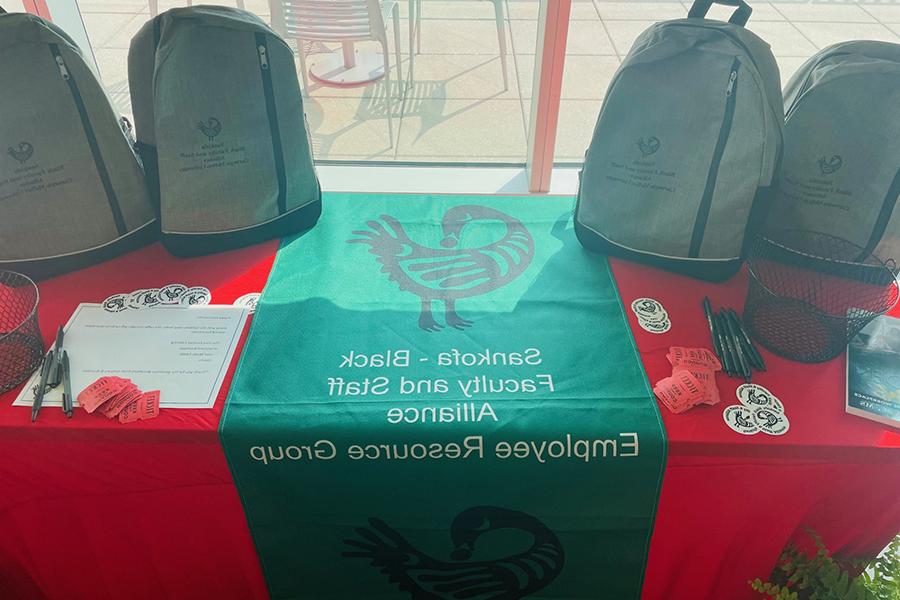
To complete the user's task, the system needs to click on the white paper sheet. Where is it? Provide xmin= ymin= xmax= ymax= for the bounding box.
xmin=13 ymin=303 xmax=248 ymax=409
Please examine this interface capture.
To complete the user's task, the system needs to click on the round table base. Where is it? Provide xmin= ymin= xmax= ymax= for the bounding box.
xmin=309 ymin=50 xmax=386 ymax=87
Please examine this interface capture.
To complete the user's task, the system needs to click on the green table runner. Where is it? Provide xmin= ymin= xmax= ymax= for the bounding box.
xmin=221 ymin=193 xmax=666 ymax=599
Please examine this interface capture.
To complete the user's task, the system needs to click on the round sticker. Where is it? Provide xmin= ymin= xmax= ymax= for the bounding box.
xmin=158 ymin=283 xmax=187 ymax=304
xmin=639 ymin=317 xmax=671 ymax=334
xmin=631 ymin=298 xmax=667 ymax=320
xmin=723 ymin=405 xmax=759 ymax=435
xmin=737 ymin=383 xmax=784 ymax=413
xmin=102 ymin=293 xmax=129 ymax=313
xmin=233 ymin=292 xmax=261 ymax=314
xmin=128 ymin=288 xmax=161 ymax=310
xmin=179 ymin=286 xmax=212 ymax=306
xmin=753 ymin=407 xmax=790 ymax=436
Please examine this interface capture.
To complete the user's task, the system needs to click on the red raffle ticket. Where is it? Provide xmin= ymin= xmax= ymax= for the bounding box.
xmin=653 ymin=371 xmax=705 ymax=414
xmin=100 ymin=384 xmax=142 ymax=419
xmin=76 ymin=377 xmax=131 ymax=413
xmin=667 ymin=346 xmax=722 ymax=372
xmin=118 ymin=390 xmax=161 ymax=424
xmin=672 ymin=366 xmax=721 ymax=406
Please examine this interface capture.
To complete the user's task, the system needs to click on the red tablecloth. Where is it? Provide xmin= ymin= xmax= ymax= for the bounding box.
xmin=1 ymin=244 xmax=897 ymax=600
xmin=612 ymin=260 xmax=900 ymax=600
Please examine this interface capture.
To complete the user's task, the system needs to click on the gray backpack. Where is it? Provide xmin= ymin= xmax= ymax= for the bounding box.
xmin=129 ymin=6 xmax=321 ymax=257
xmin=575 ymin=0 xmax=784 ymax=281
xmin=0 ymin=13 xmax=156 ymax=279
xmin=765 ymin=41 xmax=900 ymax=265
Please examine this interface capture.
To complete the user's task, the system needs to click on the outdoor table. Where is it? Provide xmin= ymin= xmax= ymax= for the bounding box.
xmin=1 ymin=198 xmax=897 ymax=600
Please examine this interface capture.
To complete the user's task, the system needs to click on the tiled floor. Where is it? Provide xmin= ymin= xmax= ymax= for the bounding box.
xmin=68 ymin=0 xmax=900 ymax=163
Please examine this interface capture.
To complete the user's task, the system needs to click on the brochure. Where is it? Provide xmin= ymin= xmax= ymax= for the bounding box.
xmin=846 ymin=314 xmax=900 ymax=429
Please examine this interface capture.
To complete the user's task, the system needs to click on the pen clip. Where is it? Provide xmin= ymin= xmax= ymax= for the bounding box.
xmin=45 ymin=325 xmax=66 ymax=389
xmin=40 ymin=349 xmax=54 ymax=387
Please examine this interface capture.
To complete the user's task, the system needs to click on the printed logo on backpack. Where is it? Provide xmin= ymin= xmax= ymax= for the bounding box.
xmin=817 ymin=154 xmax=843 ymax=176
xmin=197 ymin=117 xmax=222 ymax=142
xmin=638 ymin=136 xmax=661 ymax=158
xmin=7 ymin=141 xmax=34 ymax=164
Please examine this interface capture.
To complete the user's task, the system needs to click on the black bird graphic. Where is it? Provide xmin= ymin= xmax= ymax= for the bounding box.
xmin=347 ymin=205 xmax=534 ymax=331
xmin=343 ymin=506 xmax=565 ymax=600
xmin=197 ymin=117 xmax=222 ymax=141
xmin=637 ymin=136 xmax=660 ymax=158
xmin=817 ymin=154 xmax=842 ymax=176
xmin=8 ymin=141 xmax=34 ymax=163
xmin=745 ymin=389 xmax=771 ymax=407
xmin=756 ymin=409 xmax=780 ymax=428
xmin=735 ymin=411 xmax=755 ymax=429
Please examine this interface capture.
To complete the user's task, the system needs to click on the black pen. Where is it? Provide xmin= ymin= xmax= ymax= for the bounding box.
xmin=61 ymin=351 xmax=73 ymax=419
xmin=702 ymin=298 xmax=726 ymax=369
xmin=726 ymin=309 xmax=766 ymax=371
xmin=725 ymin=309 xmax=760 ymax=371
xmin=716 ymin=313 xmax=741 ymax=378
xmin=713 ymin=313 xmax=735 ymax=376
xmin=722 ymin=311 xmax=753 ymax=381
xmin=32 ymin=350 xmax=53 ymax=422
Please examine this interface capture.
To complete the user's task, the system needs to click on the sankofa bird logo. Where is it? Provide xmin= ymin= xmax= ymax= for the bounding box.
xmin=637 ymin=136 xmax=660 ymax=158
xmin=745 ymin=388 xmax=772 ymax=407
xmin=756 ymin=409 xmax=781 ymax=429
xmin=347 ymin=205 xmax=535 ymax=332
xmin=342 ymin=506 xmax=565 ymax=600
xmin=817 ymin=154 xmax=843 ymax=176
xmin=197 ymin=117 xmax=222 ymax=142
xmin=8 ymin=141 xmax=34 ymax=164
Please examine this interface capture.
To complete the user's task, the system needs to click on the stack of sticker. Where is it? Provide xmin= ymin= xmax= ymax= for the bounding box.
xmin=102 ymin=283 xmax=212 ymax=313
xmin=722 ymin=383 xmax=789 ymax=436
xmin=631 ymin=298 xmax=671 ymax=334
xmin=653 ymin=347 xmax=722 ymax=413
xmin=76 ymin=377 xmax=160 ymax=424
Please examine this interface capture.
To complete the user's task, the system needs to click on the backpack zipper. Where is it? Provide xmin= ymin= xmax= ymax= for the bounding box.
xmin=255 ymin=33 xmax=287 ymax=215
xmin=689 ymin=58 xmax=740 ymax=258
xmin=670 ymin=22 xmax=780 ymax=184
xmin=49 ymin=44 xmax=127 ymax=236
xmin=858 ymin=168 xmax=900 ymax=261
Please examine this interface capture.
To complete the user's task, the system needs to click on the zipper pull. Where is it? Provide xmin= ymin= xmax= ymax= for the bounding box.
xmin=55 ymin=55 xmax=70 ymax=80
xmin=258 ymin=44 xmax=269 ymax=70
xmin=725 ymin=69 xmax=737 ymax=97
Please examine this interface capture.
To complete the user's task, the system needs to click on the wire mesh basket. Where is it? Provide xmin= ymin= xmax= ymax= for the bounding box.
xmin=0 ymin=271 xmax=43 ymax=393
xmin=743 ymin=231 xmax=900 ymax=363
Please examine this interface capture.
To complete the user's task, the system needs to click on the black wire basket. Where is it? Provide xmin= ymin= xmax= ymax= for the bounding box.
xmin=0 ymin=271 xmax=43 ymax=394
xmin=743 ymin=231 xmax=900 ymax=363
